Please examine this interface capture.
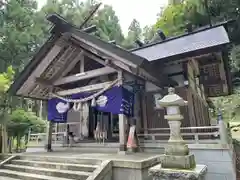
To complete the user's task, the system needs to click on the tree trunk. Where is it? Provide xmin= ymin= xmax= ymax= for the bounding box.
xmin=8 ymin=137 xmax=12 ymax=153
xmin=16 ymin=135 xmax=21 ymax=153
xmin=1 ymin=124 xmax=8 ymax=154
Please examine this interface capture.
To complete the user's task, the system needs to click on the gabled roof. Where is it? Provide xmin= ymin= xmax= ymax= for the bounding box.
xmin=8 ymin=14 xmax=151 ymax=98
xmin=132 ymin=22 xmax=231 ymax=62
xmin=47 ymin=14 xmax=147 ymax=67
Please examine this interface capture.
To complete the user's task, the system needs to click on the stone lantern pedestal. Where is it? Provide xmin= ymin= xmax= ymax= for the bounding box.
xmin=148 ymin=88 xmax=207 ymax=180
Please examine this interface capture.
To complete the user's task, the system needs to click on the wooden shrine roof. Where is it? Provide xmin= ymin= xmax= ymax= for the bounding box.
xmin=9 ymin=14 xmax=234 ymax=100
xmin=132 ymin=21 xmax=232 ymax=62
xmin=8 ymin=14 xmax=166 ymax=99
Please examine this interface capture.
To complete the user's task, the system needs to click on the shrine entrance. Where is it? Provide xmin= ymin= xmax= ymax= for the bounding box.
xmin=88 ymin=108 xmax=119 ymax=141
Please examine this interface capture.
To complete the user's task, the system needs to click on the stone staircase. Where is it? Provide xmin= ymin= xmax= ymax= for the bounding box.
xmin=0 ymin=155 xmax=102 ymax=180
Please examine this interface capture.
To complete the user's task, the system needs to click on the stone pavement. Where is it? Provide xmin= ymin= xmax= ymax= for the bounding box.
xmin=21 ymin=150 xmax=159 ymax=162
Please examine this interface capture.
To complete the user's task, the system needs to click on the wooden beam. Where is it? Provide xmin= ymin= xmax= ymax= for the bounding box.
xmin=83 ymin=50 xmax=116 ymax=70
xmin=71 ymin=43 xmax=164 ymax=87
xmin=83 ymin=50 xmax=163 ymax=87
xmin=35 ymin=77 xmax=54 ymax=87
xmin=80 ymin=55 xmax=84 ymax=73
xmin=53 ymin=67 xmax=116 ymax=86
xmin=18 ymin=39 xmax=65 ymax=95
xmin=109 ymin=60 xmax=163 ymax=87
xmin=69 ymin=33 xmax=138 ymax=68
xmin=138 ymin=68 xmax=164 ymax=87
xmin=60 ymin=51 xmax=84 ymax=77
xmin=168 ymin=71 xmax=184 ymax=77
xmin=56 ymin=81 xmax=114 ymax=96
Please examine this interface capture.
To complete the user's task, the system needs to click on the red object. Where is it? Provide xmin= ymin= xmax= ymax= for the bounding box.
xmin=127 ymin=126 xmax=137 ymax=148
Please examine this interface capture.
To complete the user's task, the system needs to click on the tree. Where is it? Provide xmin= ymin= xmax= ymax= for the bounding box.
xmin=8 ymin=108 xmax=46 ymax=151
xmin=155 ymin=3 xmax=186 ymax=36
xmin=0 ymin=66 xmax=14 ymax=153
xmin=122 ymin=19 xmax=142 ymax=49
xmin=155 ymin=0 xmax=210 ymax=37
xmin=0 ymin=0 xmax=44 ymax=73
xmin=142 ymin=25 xmax=156 ymax=43
xmin=93 ymin=4 xmax=124 ymax=44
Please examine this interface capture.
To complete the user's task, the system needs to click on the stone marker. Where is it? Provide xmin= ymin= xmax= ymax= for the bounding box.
xmin=148 ymin=87 xmax=207 ymax=180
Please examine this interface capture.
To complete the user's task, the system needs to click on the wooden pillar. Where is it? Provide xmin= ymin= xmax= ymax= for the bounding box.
xmin=118 ymin=70 xmax=127 ymax=153
xmin=141 ymin=92 xmax=148 ymax=134
xmin=134 ymin=92 xmax=141 ymax=133
xmin=45 ymin=121 xmax=53 ymax=152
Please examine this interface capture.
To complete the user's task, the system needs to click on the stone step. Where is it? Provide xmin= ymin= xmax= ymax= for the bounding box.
xmin=0 ymin=169 xmax=74 ymax=180
xmin=18 ymin=155 xmax=101 ymax=165
xmin=11 ymin=159 xmax=97 ymax=172
xmin=0 ymin=176 xmax=20 ymax=180
xmin=3 ymin=164 xmax=91 ymax=180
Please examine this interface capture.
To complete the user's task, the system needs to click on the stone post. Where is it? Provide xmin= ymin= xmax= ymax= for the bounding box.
xmin=217 ymin=109 xmax=228 ymax=145
xmin=148 ymin=87 xmax=207 ymax=180
xmin=45 ymin=121 xmax=53 ymax=152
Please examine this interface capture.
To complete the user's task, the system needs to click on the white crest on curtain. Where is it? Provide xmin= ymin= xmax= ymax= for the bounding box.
xmin=96 ymin=95 xmax=108 ymax=107
xmin=56 ymin=102 xmax=70 ymax=114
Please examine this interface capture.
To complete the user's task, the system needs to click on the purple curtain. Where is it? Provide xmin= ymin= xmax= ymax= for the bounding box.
xmin=47 ymin=86 xmax=134 ymax=122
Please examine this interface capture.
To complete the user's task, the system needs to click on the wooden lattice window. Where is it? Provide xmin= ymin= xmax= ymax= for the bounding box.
xmin=207 ymin=85 xmax=223 ymax=97
xmin=202 ymin=64 xmax=220 ymax=78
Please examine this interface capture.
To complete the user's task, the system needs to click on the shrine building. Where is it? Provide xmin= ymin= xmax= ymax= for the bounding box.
xmin=8 ymin=14 xmax=233 ymax=153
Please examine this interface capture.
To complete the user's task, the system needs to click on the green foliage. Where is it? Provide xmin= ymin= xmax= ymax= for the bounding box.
xmin=211 ymin=88 xmax=240 ymax=122
xmin=155 ymin=0 xmax=209 ymax=37
xmin=142 ymin=25 xmax=156 ymax=43
xmin=0 ymin=66 xmax=14 ymax=94
xmin=155 ymin=4 xmax=186 ymax=36
xmin=7 ymin=108 xmax=46 ymax=151
xmin=230 ymin=45 xmax=240 ymax=72
xmin=122 ymin=19 xmax=142 ymax=49
xmin=8 ymin=108 xmax=46 ymax=138
xmin=0 ymin=0 xmax=42 ymax=73
xmin=94 ymin=4 xmax=124 ymax=44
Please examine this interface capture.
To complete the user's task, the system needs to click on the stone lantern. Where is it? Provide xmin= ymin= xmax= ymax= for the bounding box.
xmin=157 ymin=87 xmax=195 ymax=169
xmin=149 ymin=87 xmax=207 ymax=180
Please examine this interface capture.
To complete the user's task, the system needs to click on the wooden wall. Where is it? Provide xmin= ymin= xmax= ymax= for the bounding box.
xmin=145 ymin=86 xmax=211 ymax=130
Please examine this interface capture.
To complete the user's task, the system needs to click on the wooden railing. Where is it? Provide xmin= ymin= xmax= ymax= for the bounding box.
xmin=28 ymin=122 xmax=81 ymax=145
xmin=137 ymin=125 xmax=223 ymax=144
xmin=28 ymin=121 xmax=231 ymax=146
xmin=28 ymin=132 xmax=65 ymax=145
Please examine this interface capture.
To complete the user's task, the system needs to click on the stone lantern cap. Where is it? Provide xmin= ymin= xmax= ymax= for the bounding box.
xmin=158 ymin=87 xmax=188 ymax=107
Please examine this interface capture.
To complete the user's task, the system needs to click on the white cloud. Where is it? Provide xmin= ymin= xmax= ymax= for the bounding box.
xmin=37 ymin=0 xmax=168 ymax=33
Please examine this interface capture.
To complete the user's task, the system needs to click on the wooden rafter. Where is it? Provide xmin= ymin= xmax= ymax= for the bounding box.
xmin=57 ymin=50 xmax=84 ymax=78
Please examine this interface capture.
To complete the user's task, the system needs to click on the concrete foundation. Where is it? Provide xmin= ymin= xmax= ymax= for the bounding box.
xmin=149 ymin=164 xmax=207 ymax=180
xmin=25 ymin=143 xmax=236 ymax=180
xmin=12 ymin=151 xmax=161 ymax=180
xmin=143 ymin=143 xmax=236 ymax=180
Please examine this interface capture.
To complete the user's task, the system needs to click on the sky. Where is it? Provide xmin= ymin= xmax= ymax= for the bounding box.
xmin=37 ymin=0 xmax=168 ymax=34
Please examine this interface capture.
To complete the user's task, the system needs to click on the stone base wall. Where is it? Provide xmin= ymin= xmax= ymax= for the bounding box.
xmin=192 ymin=148 xmax=236 ymax=180
xmin=113 ymin=167 xmax=151 ymax=180
xmin=143 ymin=145 xmax=236 ymax=180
